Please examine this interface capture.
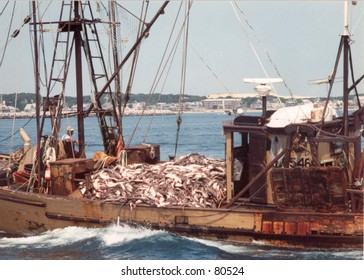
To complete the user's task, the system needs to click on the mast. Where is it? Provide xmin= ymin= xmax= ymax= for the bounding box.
xmin=30 ymin=1 xmax=169 ymax=159
xmin=342 ymin=0 xmax=350 ymax=137
xmin=32 ymin=1 xmax=41 ymax=189
xmin=109 ymin=1 xmax=122 ymax=135
xmin=74 ymin=2 xmax=85 ymax=156
xmin=322 ymin=1 xmax=357 ymax=141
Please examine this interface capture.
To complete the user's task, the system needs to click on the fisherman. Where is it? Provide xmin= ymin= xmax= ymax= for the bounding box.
xmin=62 ymin=126 xmax=79 ymax=158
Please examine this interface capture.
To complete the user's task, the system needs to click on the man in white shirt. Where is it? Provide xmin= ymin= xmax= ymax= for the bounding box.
xmin=62 ymin=126 xmax=79 ymax=158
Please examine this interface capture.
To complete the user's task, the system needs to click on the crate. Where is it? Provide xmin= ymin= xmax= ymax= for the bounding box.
xmin=126 ymin=144 xmax=160 ymax=164
xmin=50 ymin=158 xmax=94 ymax=196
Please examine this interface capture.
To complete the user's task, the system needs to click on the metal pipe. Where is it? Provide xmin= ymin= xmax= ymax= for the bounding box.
xmin=19 ymin=128 xmax=31 ymax=153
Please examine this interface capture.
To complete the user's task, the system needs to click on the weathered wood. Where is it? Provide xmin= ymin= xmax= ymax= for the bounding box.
xmin=225 ymin=131 xmax=233 ymax=201
xmin=225 ymin=149 xmax=287 ymax=208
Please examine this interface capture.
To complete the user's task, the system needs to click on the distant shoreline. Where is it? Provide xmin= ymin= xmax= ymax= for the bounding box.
xmin=0 ymin=109 xmax=258 ymax=119
xmin=0 ymin=110 xmax=177 ymax=119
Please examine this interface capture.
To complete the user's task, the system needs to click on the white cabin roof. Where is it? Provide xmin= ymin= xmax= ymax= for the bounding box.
xmin=267 ymin=103 xmax=337 ymax=128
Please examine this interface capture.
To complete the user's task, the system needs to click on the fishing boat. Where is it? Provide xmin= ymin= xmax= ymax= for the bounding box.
xmin=0 ymin=1 xmax=363 ymax=249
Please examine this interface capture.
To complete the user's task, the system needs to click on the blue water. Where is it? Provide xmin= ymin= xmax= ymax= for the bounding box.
xmin=0 ymin=113 xmax=229 ymax=160
xmin=0 ymin=113 xmax=363 ymax=260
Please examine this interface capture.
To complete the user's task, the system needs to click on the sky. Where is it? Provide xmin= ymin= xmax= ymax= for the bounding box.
xmin=0 ymin=0 xmax=363 ymax=99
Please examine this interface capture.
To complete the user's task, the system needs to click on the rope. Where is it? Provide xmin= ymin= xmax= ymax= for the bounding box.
xmin=174 ymin=115 xmax=182 ymax=158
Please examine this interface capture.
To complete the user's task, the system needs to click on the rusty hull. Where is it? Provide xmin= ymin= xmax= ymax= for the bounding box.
xmin=0 ymin=187 xmax=362 ymax=248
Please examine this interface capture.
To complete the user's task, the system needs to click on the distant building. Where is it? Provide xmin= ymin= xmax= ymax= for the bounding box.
xmin=23 ymin=103 xmax=36 ymax=112
xmin=0 ymin=101 xmax=18 ymax=112
xmin=202 ymin=98 xmax=242 ymax=110
xmin=206 ymin=92 xmax=256 ymax=99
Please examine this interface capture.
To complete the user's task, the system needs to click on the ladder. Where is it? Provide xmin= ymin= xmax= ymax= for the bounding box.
xmin=80 ymin=1 xmax=121 ymax=155
xmin=44 ymin=1 xmax=121 ymax=156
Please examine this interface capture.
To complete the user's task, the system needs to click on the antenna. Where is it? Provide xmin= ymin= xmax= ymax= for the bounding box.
xmin=344 ymin=1 xmax=349 ymax=36
xmin=243 ymin=78 xmax=283 ymax=96
xmin=344 ymin=1 xmax=358 ymax=35
xmin=244 ymin=78 xmax=283 ymax=117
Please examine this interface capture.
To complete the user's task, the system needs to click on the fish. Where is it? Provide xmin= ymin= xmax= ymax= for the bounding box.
xmin=85 ymin=153 xmax=226 ymax=208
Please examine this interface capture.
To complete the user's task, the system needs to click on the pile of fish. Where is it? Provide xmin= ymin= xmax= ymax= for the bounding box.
xmin=81 ymin=153 xmax=226 ymax=208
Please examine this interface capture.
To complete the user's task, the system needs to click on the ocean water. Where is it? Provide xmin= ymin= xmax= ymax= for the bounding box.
xmin=0 ymin=112 xmax=230 ymax=160
xmin=0 ymin=224 xmax=362 ymax=260
xmin=0 ymin=113 xmax=363 ymax=261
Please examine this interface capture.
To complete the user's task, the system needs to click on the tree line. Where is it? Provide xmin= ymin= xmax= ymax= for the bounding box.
xmin=0 ymin=93 xmax=206 ymax=111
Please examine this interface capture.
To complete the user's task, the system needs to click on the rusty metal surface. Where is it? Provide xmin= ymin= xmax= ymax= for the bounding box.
xmin=0 ymin=193 xmax=46 ymax=207
xmin=50 ymin=158 xmax=94 ymax=196
xmin=270 ymin=167 xmax=348 ymax=212
xmin=347 ymin=189 xmax=364 ymax=213
xmin=126 ymin=144 xmax=160 ymax=164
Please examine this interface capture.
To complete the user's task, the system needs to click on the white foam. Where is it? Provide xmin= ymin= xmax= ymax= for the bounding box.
xmin=0 ymin=226 xmax=98 ymax=249
xmin=0 ymin=223 xmax=166 ymax=249
xmin=100 ymin=224 xmax=163 ymax=246
xmin=184 ymin=236 xmax=249 ymax=254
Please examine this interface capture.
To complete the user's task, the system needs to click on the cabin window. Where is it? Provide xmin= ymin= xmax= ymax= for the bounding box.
xmin=269 ymin=135 xmax=286 ymax=167
xmin=331 ymin=142 xmax=344 ymax=154
xmin=271 ymin=136 xmax=280 ymax=155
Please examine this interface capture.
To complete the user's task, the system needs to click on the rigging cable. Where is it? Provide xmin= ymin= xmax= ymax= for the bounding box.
xmin=109 ymin=1 xmax=123 ymax=132
xmin=142 ymin=1 xmax=185 ymax=144
xmin=122 ymin=1 xmax=149 ymax=116
xmin=231 ymin=1 xmax=292 ymax=107
xmin=352 ymin=4 xmax=364 ymax=34
xmin=139 ymin=1 xmax=193 ymax=148
xmin=0 ymin=1 xmax=16 ymax=69
xmin=348 ymin=3 xmax=363 ymax=108
xmin=0 ymin=1 xmax=10 ymax=16
xmin=189 ymin=42 xmax=232 ymax=94
xmin=121 ymin=2 xmax=151 ymax=149
xmin=35 ymin=0 xmax=53 ymax=90
xmin=115 ymin=1 xmax=148 ymax=26
xmin=126 ymin=1 xmax=186 ymax=148
xmin=0 ymin=114 xmax=35 ymax=143
xmin=349 ymin=46 xmax=361 ymax=108
xmin=9 ymin=1 xmax=25 ymax=152
xmin=174 ymin=0 xmax=192 ymax=158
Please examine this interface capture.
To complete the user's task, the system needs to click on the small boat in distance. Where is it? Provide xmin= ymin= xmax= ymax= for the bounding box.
xmin=0 ymin=1 xmax=362 ymax=249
